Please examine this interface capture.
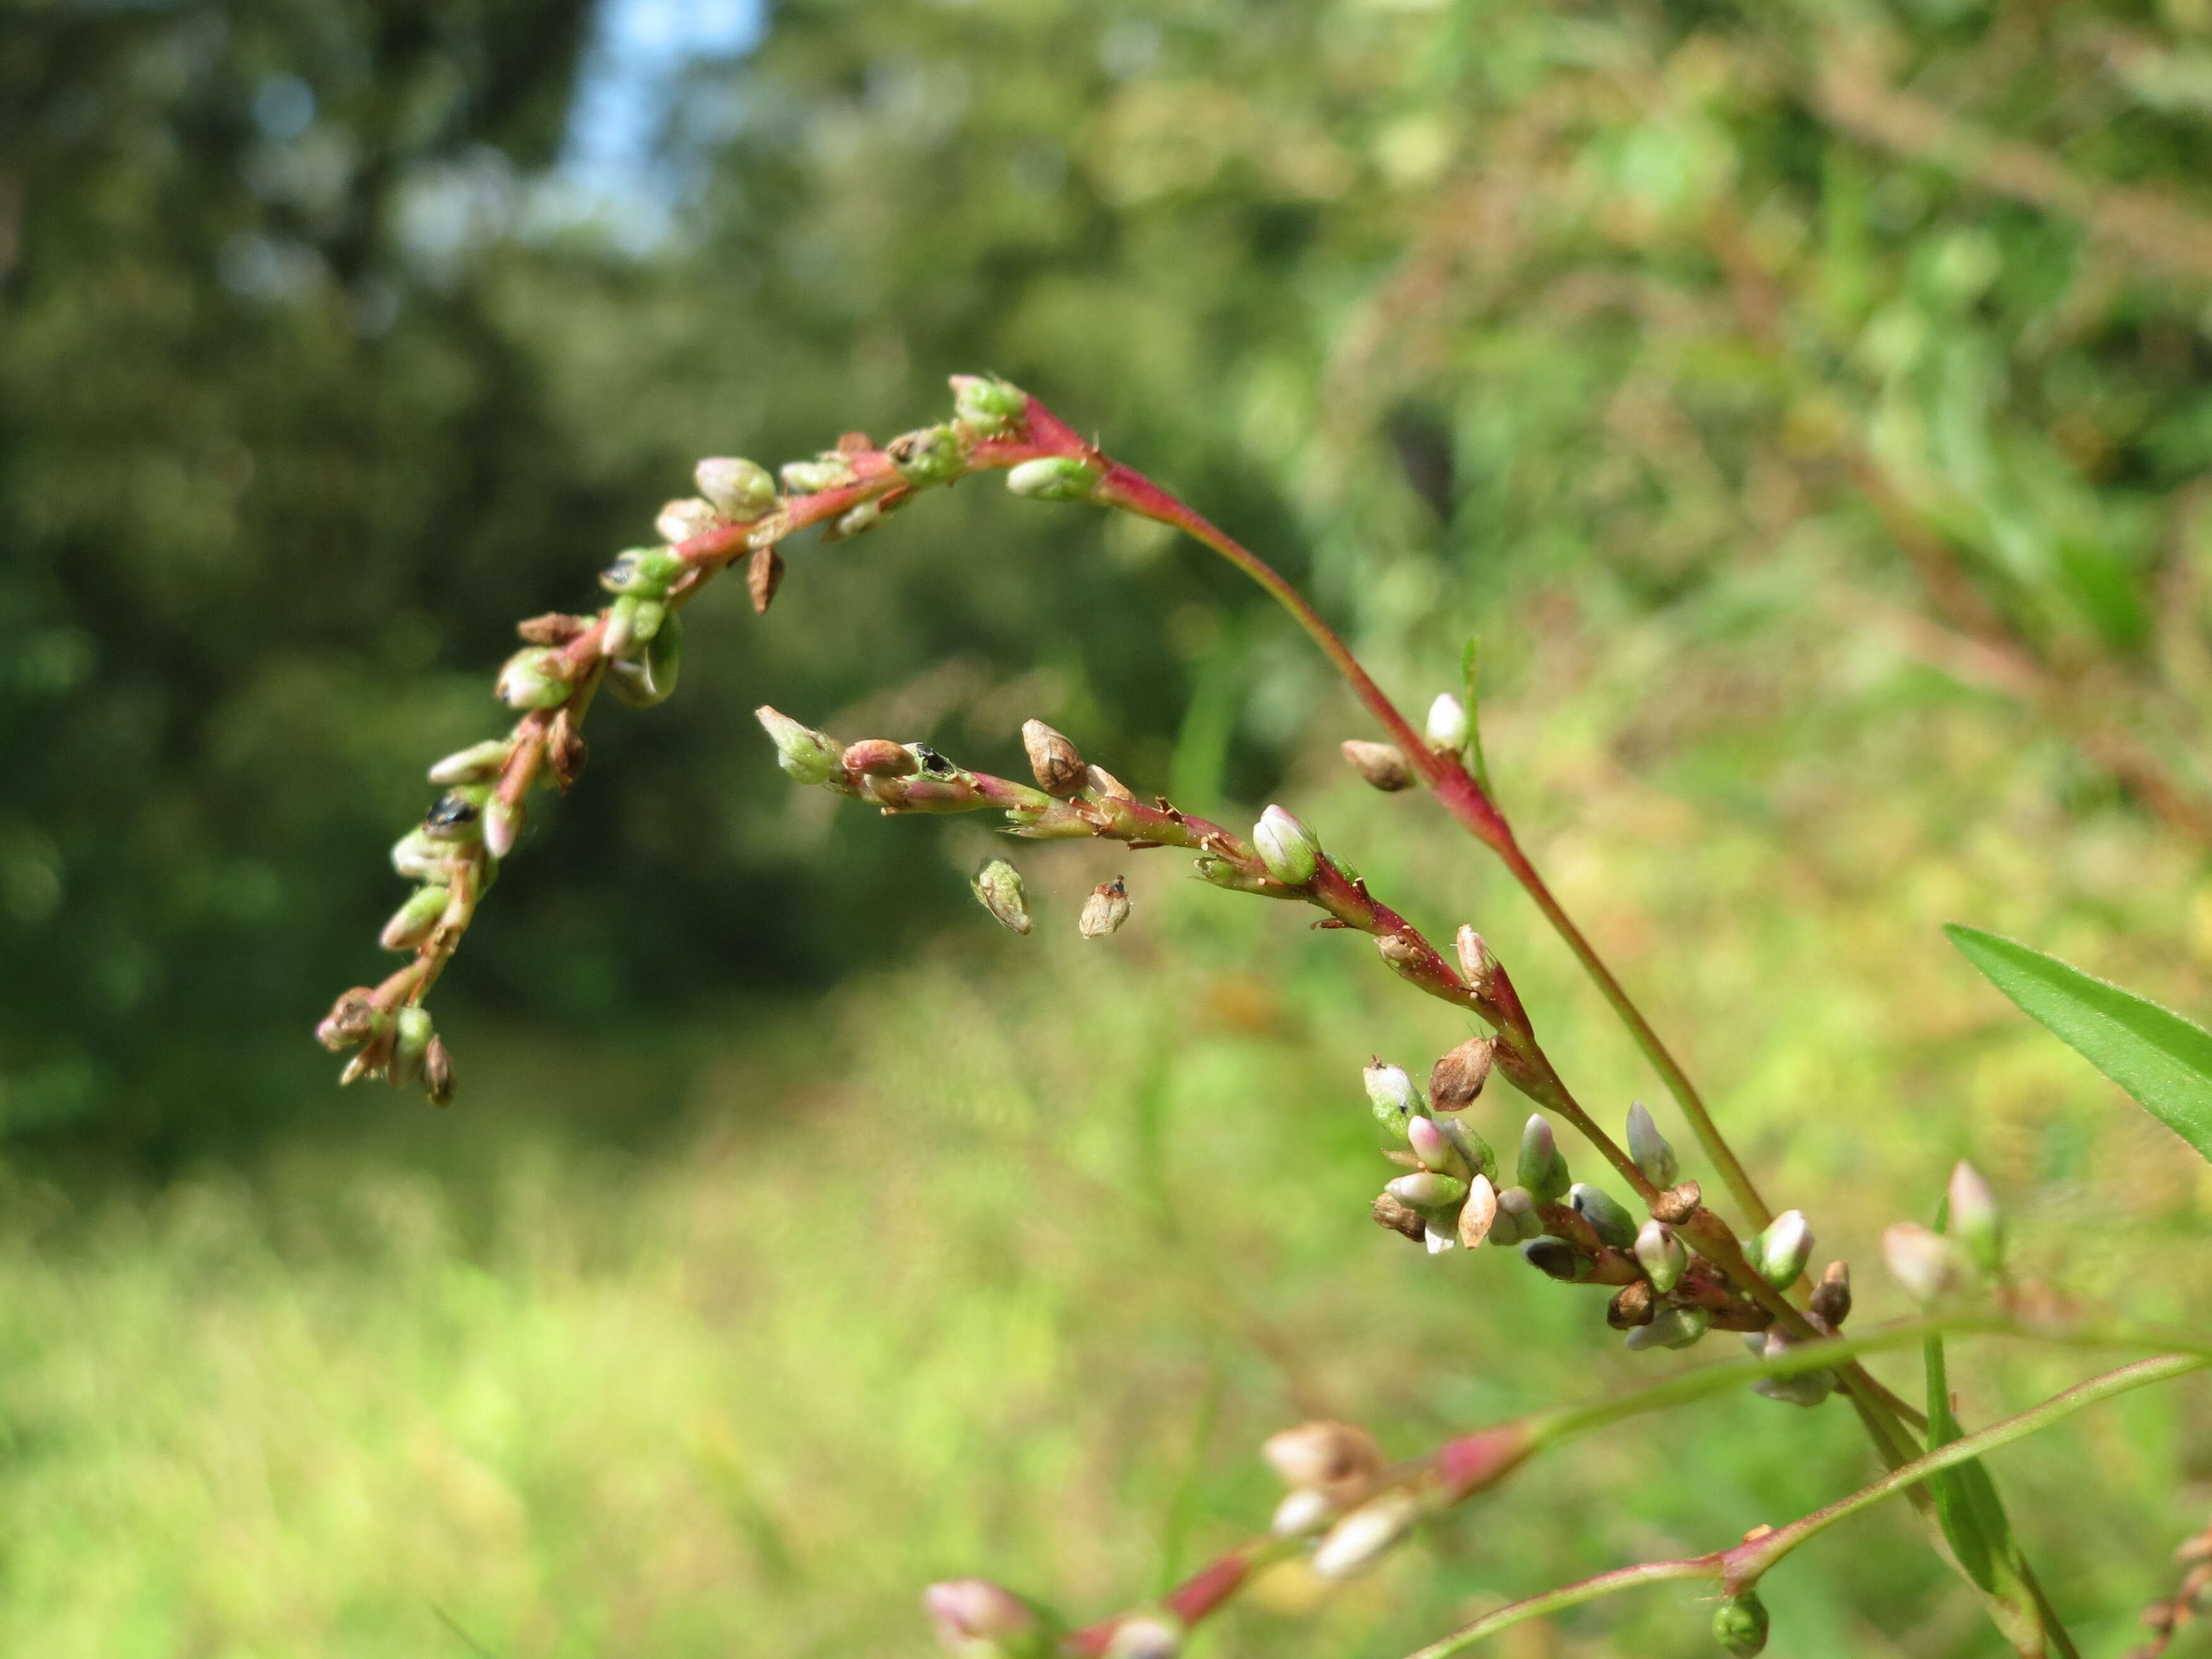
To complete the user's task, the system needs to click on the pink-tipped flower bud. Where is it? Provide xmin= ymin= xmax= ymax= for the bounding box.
xmin=1252 ymin=805 xmax=1320 ymax=887
xmin=842 ymin=738 xmax=920 ymax=779
xmin=1407 ymin=1115 xmax=1468 ymax=1179
xmin=1005 ymin=456 xmax=1101 ymax=502
xmin=1517 ymin=1114 xmax=1570 ymax=1203
xmin=1021 ymin=720 xmax=1086 ymax=795
xmin=1340 ymin=739 xmax=1413 ymax=791
xmin=422 ymin=1035 xmax=454 ymax=1107
xmin=482 ymin=796 xmax=523 ymax=860
xmin=923 ymin=1578 xmax=1040 ymax=1653
xmin=971 ymin=860 xmax=1032 ymax=935
xmin=1079 ymin=876 xmax=1131 ymax=939
xmin=1625 ymin=1101 xmax=1679 ymax=1188
xmin=1947 ymin=1160 xmax=2003 ymax=1273
xmin=1756 ymin=1210 xmax=1814 ymax=1288
xmin=1310 ymin=1490 xmax=1419 ymax=1579
xmin=694 ymin=458 xmax=777 ymax=521
xmin=1425 ymin=693 xmax=1468 ymax=752
xmin=1882 ymin=1222 xmax=1966 ymax=1303
xmin=495 ymin=648 xmax=570 ymax=710
xmin=656 ymin=496 xmax=723 ymax=544
xmin=1262 ymin=1419 xmax=1382 ymax=1496
xmin=427 ymin=738 xmax=513 ymax=786
xmin=380 ymin=884 xmax=451 ymax=952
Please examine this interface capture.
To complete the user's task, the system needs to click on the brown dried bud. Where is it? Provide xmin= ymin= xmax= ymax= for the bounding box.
xmin=1085 ymin=763 xmax=1136 ymax=801
xmin=1651 ymin=1180 xmax=1703 ymax=1226
xmin=1607 ymin=1280 xmax=1658 ymax=1329
xmin=1340 ymin=739 xmax=1413 ymax=792
xmin=1427 ymin=1036 xmax=1496 ymax=1113
xmin=1376 ymin=933 xmax=1422 ymax=968
xmin=1079 ymin=876 xmax=1131 ymax=939
xmin=1262 ymin=1419 xmax=1383 ymax=1496
xmin=546 ymin=709 xmax=587 ymax=792
xmin=746 ymin=544 xmax=786 ymax=614
xmin=844 ymin=739 xmax=920 ymax=779
xmin=1811 ymin=1260 xmax=1852 ymax=1328
xmin=315 ymin=988 xmax=382 ymax=1051
xmin=422 ymin=1036 xmax=454 ymax=1107
xmin=1022 ymin=719 xmax=1086 ymax=795
xmin=516 ymin=612 xmax=591 ymax=646
xmin=1456 ymin=1173 xmax=1499 ymax=1248
xmin=1371 ymin=1192 xmax=1426 ymax=1243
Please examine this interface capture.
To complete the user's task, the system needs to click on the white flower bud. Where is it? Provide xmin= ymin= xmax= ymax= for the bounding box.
xmin=1005 ymin=456 xmax=1100 ymax=502
xmin=1078 ymin=876 xmax=1132 ymax=939
xmin=656 ymin=496 xmax=723 ymax=544
xmin=1425 ymin=693 xmax=1469 ymax=751
xmin=1252 ymin=804 xmax=1320 ymax=886
xmin=1363 ymin=1060 xmax=1420 ymax=1139
xmin=1947 ymin=1160 xmax=2003 ymax=1272
xmin=1634 ymin=1218 xmax=1688 ymax=1293
xmin=1625 ymin=1101 xmax=1679 ymax=1188
xmin=1883 ymin=1222 xmax=1966 ymax=1303
xmin=1310 ymin=1491 xmax=1420 ymax=1579
xmin=1756 ymin=1210 xmax=1814 ymax=1288
xmin=693 ymin=458 xmax=777 ymax=521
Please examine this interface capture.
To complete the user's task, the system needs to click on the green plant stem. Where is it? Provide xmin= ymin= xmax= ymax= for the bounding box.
xmin=1403 ymin=1353 xmax=2204 ymax=1659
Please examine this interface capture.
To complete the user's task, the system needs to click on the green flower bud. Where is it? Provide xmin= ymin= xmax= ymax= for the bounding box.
xmin=483 ymin=795 xmax=523 ymax=860
xmin=1947 ymin=1160 xmax=2003 ymax=1274
xmin=1364 ymin=1061 xmax=1420 ymax=1141
xmin=496 ymin=648 xmax=570 ymax=710
xmin=390 ymin=829 xmax=451 ymax=883
xmin=754 ymin=707 xmax=842 ymax=784
xmin=1517 ymin=1114 xmax=1571 ymax=1204
xmin=391 ymin=1006 xmax=434 ymax=1085
xmin=605 ymin=612 xmax=681 ymax=707
xmin=693 ymin=457 xmax=777 ymax=521
xmin=1570 ymin=1182 xmax=1638 ymax=1249
xmin=380 ymin=884 xmax=451 ymax=951
xmin=1253 ymin=804 xmax=1320 ymax=886
xmin=887 ymin=423 xmax=967 ymax=487
xmin=971 ymin=859 xmax=1032 ymax=935
xmin=1425 ymin=693 xmax=1468 ymax=751
xmin=1491 ymin=1184 xmax=1540 ymax=1245
xmin=1006 ymin=456 xmax=1101 ymax=502
xmin=1626 ymin=1101 xmax=1679 ymax=1188
xmin=599 ymin=545 xmax=687 ymax=596
xmin=1437 ymin=1115 xmax=1494 ymax=1180
xmin=780 ymin=453 xmax=858 ymax=495
xmin=951 ymin=374 xmax=1028 ymax=435
xmin=1623 ymin=1306 xmax=1710 ymax=1351
xmin=1712 ymin=1590 xmax=1769 ymax=1656
xmin=1634 ymin=1218 xmax=1689 ymax=1293
xmin=1385 ymin=1170 xmax=1468 ymax=1210
xmin=1756 ymin=1210 xmax=1814 ymax=1288
xmin=427 ymin=739 xmax=513 ymax=787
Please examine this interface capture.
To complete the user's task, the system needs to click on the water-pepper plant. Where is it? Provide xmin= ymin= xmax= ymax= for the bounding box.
xmin=317 ymin=377 xmax=2212 ymax=1657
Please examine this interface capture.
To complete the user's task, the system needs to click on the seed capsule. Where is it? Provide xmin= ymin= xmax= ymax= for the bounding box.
xmin=971 ymin=859 xmax=1033 ymax=935
xmin=1427 ymin=1036 xmax=1495 ymax=1113
xmin=1340 ymin=739 xmax=1413 ymax=792
xmin=1079 ymin=876 xmax=1131 ymax=939
xmin=1021 ymin=720 xmax=1086 ymax=795
xmin=1262 ymin=1419 xmax=1382 ymax=1496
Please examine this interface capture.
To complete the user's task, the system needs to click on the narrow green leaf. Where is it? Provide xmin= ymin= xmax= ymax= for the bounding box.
xmin=1924 ymin=1330 xmax=1998 ymax=1591
xmin=1945 ymin=923 xmax=2212 ymax=1164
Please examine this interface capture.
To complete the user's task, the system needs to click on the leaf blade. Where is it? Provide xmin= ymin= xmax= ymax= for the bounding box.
xmin=1945 ymin=923 xmax=2212 ymax=1163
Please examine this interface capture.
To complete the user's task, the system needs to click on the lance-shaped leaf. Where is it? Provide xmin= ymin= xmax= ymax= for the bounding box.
xmin=1945 ymin=923 xmax=2212 ymax=1164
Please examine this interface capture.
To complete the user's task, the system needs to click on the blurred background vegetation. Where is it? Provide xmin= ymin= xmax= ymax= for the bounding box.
xmin=7 ymin=0 xmax=2212 ymax=1651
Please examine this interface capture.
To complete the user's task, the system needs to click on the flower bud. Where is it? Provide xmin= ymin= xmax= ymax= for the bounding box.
xmin=1492 ymin=1184 xmax=1540 ymax=1245
xmin=380 ymin=884 xmax=451 ymax=952
xmin=1364 ymin=1060 xmax=1421 ymax=1140
xmin=1755 ymin=1210 xmax=1814 ymax=1288
xmin=1385 ymin=1170 xmax=1468 ymax=1211
xmin=1407 ymin=1116 xmax=1469 ymax=1179
xmin=923 ymin=1578 xmax=1041 ymax=1654
xmin=1517 ymin=1114 xmax=1570 ymax=1204
xmin=1340 ymin=739 xmax=1413 ymax=792
xmin=1947 ymin=1160 xmax=2003 ymax=1273
xmin=1454 ymin=926 xmax=1497 ymax=993
xmin=1634 ymin=1218 xmax=1689 ymax=1293
xmin=1436 ymin=1115 xmax=1494 ymax=1180
xmin=1623 ymin=1306 xmax=1711 ymax=1351
xmin=1753 ymin=1366 xmax=1837 ymax=1408
xmin=1608 ymin=1280 xmax=1656 ymax=1328
xmin=427 ymin=739 xmax=513 ymax=787
xmin=1079 ymin=876 xmax=1132 ymax=939
xmin=1021 ymin=720 xmax=1086 ymax=795
xmin=1371 ymin=1191 xmax=1426 ymax=1242
xmin=1571 ymin=1182 xmax=1638 ymax=1249
xmin=656 ymin=495 xmax=722 ymax=544
xmin=1712 ymin=1590 xmax=1770 ymax=1656
xmin=1521 ymin=1237 xmax=1591 ymax=1282
xmin=951 ymin=374 xmax=1028 ymax=435
xmin=1882 ymin=1222 xmax=1965 ymax=1303
xmin=1456 ymin=1173 xmax=1500 ymax=1248
xmin=887 ymin=423 xmax=967 ymax=487
xmin=604 ymin=612 xmax=681 ymax=707
xmin=1625 ymin=1101 xmax=1679 ymax=1188
xmin=496 ymin=648 xmax=569 ymax=710
xmin=1262 ymin=1419 xmax=1382 ymax=1495
xmin=1270 ymin=1486 xmax=1334 ymax=1538
xmin=483 ymin=795 xmax=523 ymax=860
xmin=422 ymin=1035 xmax=454 ymax=1107
xmin=1310 ymin=1490 xmax=1419 ymax=1580
xmin=843 ymin=738 xmax=921 ymax=779
xmin=971 ymin=859 xmax=1032 ymax=935
xmin=754 ymin=707 xmax=842 ymax=784
xmin=391 ymin=1005 xmax=434 ymax=1085
xmin=694 ymin=457 xmax=777 ymax=521
xmin=1810 ymin=1260 xmax=1852 ymax=1328
xmin=1426 ymin=1036 xmax=1495 ymax=1113
xmin=599 ymin=545 xmax=686 ymax=596
xmin=1425 ymin=693 xmax=1468 ymax=752
xmin=1006 ymin=456 xmax=1102 ymax=502
xmin=780 ymin=453 xmax=858 ymax=495
xmin=1103 ymin=1615 xmax=1181 ymax=1659
xmin=390 ymin=830 xmax=450 ymax=883
xmin=546 ymin=709 xmax=586 ymax=791
xmin=315 ymin=988 xmax=384 ymax=1052
xmin=1253 ymin=805 xmax=1320 ymax=887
